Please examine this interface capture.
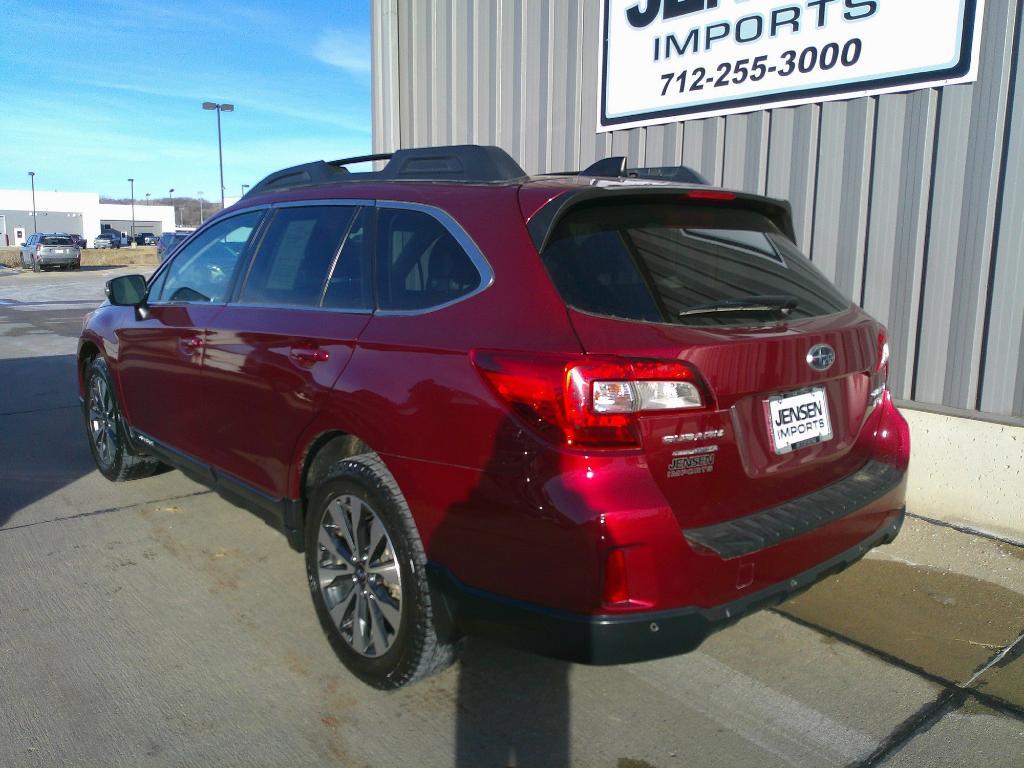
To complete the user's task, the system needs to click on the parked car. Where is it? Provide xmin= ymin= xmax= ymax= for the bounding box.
xmin=134 ymin=232 xmax=159 ymax=246
xmin=93 ymin=232 xmax=121 ymax=249
xmin=20 ymin=232 xmax=81 ymax=271
xmin=58 ymin=232 xmax=87 ymax=249
xmin=79 ymin=145 xmax=910 ymax=689
xmin=155 ymin=231 xmax=189 ymax=262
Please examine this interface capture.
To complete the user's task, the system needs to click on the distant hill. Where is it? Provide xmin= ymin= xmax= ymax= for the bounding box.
xmin=100 ymin=196 xmax=223 ymax=228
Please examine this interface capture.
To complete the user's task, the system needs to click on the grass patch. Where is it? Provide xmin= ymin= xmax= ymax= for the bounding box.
xmin=0 ymin=247 xmax=158 ymax=269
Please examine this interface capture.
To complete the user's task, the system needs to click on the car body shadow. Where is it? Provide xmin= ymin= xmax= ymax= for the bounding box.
xmin=411 ymin=380 xmax=573 ymax=766
xmin=0 ymin=354 xmax=94 ymax=529
xmin=451 ymin=637 xmax=571 ymax=767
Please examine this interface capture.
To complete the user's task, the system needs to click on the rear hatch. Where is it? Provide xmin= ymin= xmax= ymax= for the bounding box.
xmin=536 ymin=192 xmax=885 ymax=529
xmin=39 ymin=236 xmax=77 ymax=257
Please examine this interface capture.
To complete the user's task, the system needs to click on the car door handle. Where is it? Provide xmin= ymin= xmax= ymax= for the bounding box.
xmin=289 ymin=346 xmax=330 ymax=366
xmin=180 ymin=335 xmax=204 ymax=353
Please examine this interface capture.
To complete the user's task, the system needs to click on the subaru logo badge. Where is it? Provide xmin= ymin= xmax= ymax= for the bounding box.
xmin=807 ymin=344 xmax=836 ymax=372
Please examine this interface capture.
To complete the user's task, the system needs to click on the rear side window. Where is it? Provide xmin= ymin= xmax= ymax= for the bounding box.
xmin=541 ymin=200 xmax=850 ymax=326
xmin=323 ymin=207 xmax=373 ymax=310
xmin=240 ymin=206 xmax=356 ymax=307
xmin=157 ymin=212 xmax=262 ymax=303
xmin=376 ymin=208 xmax=481 ymax=311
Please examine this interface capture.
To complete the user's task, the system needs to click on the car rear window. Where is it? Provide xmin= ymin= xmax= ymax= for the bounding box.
xmin=540 ymin=200 xmax=850 ymax=326
xmin=41 ymin=236 xmax=74 ymax=246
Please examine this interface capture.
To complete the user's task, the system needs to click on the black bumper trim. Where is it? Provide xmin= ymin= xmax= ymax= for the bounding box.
xmin=683 ymin=461 xmax=905 ymax=560
xmin=428 ymin=507 xmax=904 ymax=665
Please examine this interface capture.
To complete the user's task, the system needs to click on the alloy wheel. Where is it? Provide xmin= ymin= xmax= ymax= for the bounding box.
xmin=316 ymin=494 xmax=403 ymax=657
xmin=88 ymin=375 xmax=118 ymax=468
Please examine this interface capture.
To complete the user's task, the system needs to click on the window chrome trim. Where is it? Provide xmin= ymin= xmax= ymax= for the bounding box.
xmin=372 ymin=199 xmax=495 ymax=317
xmin=270 ymin=198 xmax=376 ymax=210
xmin=217 ymin=302 xmax=375 ymax=316
xmin=145 ymin=198 xmax=493 ymax=316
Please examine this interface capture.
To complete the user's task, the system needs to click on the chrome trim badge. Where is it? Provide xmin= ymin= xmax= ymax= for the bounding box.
xmin=663 ymin=429 xmax=725 ymax=445
xmin=806 ymin=344 xmax=836 ymax=372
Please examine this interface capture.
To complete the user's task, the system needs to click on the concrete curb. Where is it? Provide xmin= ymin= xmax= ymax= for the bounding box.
xmin=903 ymin=408 xmax=1024 ymax=541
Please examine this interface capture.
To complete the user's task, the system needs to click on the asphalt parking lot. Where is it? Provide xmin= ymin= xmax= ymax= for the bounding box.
xmin=1 ymin=265 xmax=1022 ymax=768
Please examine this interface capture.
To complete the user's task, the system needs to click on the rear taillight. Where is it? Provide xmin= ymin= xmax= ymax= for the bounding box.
xmin=471 ymin=351 xmax=709 ymax=450
xmin=870 ymin=328 xmax=890 ymax=403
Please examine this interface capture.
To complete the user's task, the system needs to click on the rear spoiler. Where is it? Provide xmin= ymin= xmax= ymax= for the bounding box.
xmin=525 ymin=186 xmax=798 ymax=253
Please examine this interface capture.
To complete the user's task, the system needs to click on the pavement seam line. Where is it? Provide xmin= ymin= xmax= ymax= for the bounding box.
xmin=771 ymin=609 xmax=954 ymax=688
xmin=0 ymin=490 xmax=214 ymax=534
xmin=905 ymin=511 xmax=1024 ymax=548
xmin=848 ymin=688 xmax=967 ymax=768
xmin=772 ymin=609 xmax=1024 ymax=721
xmin=855 ymin=634 xmax=1024 ymax=766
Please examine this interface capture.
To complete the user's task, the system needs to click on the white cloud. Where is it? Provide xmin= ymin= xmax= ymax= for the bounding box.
xmin=312 ymin=29 xmax=372 ymax=75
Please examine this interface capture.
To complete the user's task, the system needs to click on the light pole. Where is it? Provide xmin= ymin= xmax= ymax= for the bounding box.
xmin=145 ymin=192 xmax=151 ymax=206
xmin=28 ymin=171 xmax=37 ymax=234
xmin=169 ymin=188 xmax=175 ymax=227
xmin=198 ymin=192 xmax=204 ymax=224
xmin=202 ymin=101 xmax=234 ymax=207
xmin=241 ymin=183 xmax=249 ymax=197
xmin=128 ymin=178 xmax=135 ymax=244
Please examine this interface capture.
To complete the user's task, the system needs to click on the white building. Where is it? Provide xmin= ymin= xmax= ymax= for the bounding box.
xmin=0 ymin=189 xmax=175 ymax=248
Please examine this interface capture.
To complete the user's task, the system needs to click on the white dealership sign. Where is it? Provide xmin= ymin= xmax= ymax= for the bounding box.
xmin=599 ymin=0 xmax=984 ymax=131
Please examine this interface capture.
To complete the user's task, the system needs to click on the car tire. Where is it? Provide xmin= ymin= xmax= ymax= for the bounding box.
xmin=305 ymin=453 xmax=462 ymax=689
xmin=84 ymin=357 xmax=165 ymax=482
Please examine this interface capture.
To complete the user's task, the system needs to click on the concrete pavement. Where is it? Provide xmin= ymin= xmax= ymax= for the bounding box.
xmin=1 ymin=268 xmax=1021 ymax=767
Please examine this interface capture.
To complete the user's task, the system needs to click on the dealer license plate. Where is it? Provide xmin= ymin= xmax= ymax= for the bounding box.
xmin=766 ymin=387 xmax=833 ymax=455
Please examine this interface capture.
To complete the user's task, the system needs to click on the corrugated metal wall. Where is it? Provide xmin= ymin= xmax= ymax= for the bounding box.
xmin=372 ymin=0 xmax=1024 ymax=421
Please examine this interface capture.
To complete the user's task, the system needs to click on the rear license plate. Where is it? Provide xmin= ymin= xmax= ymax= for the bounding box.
xmin=53 ymin=249 xmax=65 ymax=254
xmin=765 ymin=387 xmax=833 ymax=455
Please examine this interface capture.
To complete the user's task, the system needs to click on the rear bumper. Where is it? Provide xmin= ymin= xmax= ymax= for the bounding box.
xmin=429 ymin=506 xmax=904 ymax=665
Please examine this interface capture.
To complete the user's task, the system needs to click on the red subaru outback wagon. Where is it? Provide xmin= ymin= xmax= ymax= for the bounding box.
xmin=79 ymin=145 xmax=909 ymax=689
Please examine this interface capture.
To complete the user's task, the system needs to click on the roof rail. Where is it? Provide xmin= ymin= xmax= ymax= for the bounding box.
xmin=578 ymin=156 xmax=709 ymax=185
xmin=246 ymin=145 xmax=529 ymax=196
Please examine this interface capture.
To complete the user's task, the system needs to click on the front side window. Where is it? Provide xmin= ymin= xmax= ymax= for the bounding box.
xmin=375 ymin=208 xmax=481 ymax=311
xmin=239 ymin=205 xmax=357 ymax=307
xmin=157 ymin=211 xmax=262 ymax=303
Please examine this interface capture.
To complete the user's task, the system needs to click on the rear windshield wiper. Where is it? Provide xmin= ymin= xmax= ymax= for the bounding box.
xmin=678 ymin=295 xmax=798 ymax=318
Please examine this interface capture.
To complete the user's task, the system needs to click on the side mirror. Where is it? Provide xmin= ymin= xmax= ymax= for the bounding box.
xmin=105 ymin=274 xmax=148 ymax=306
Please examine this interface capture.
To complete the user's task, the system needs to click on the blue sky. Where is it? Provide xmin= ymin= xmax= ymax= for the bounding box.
xmin=0 ymin=0 xmax=372 ymax=200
